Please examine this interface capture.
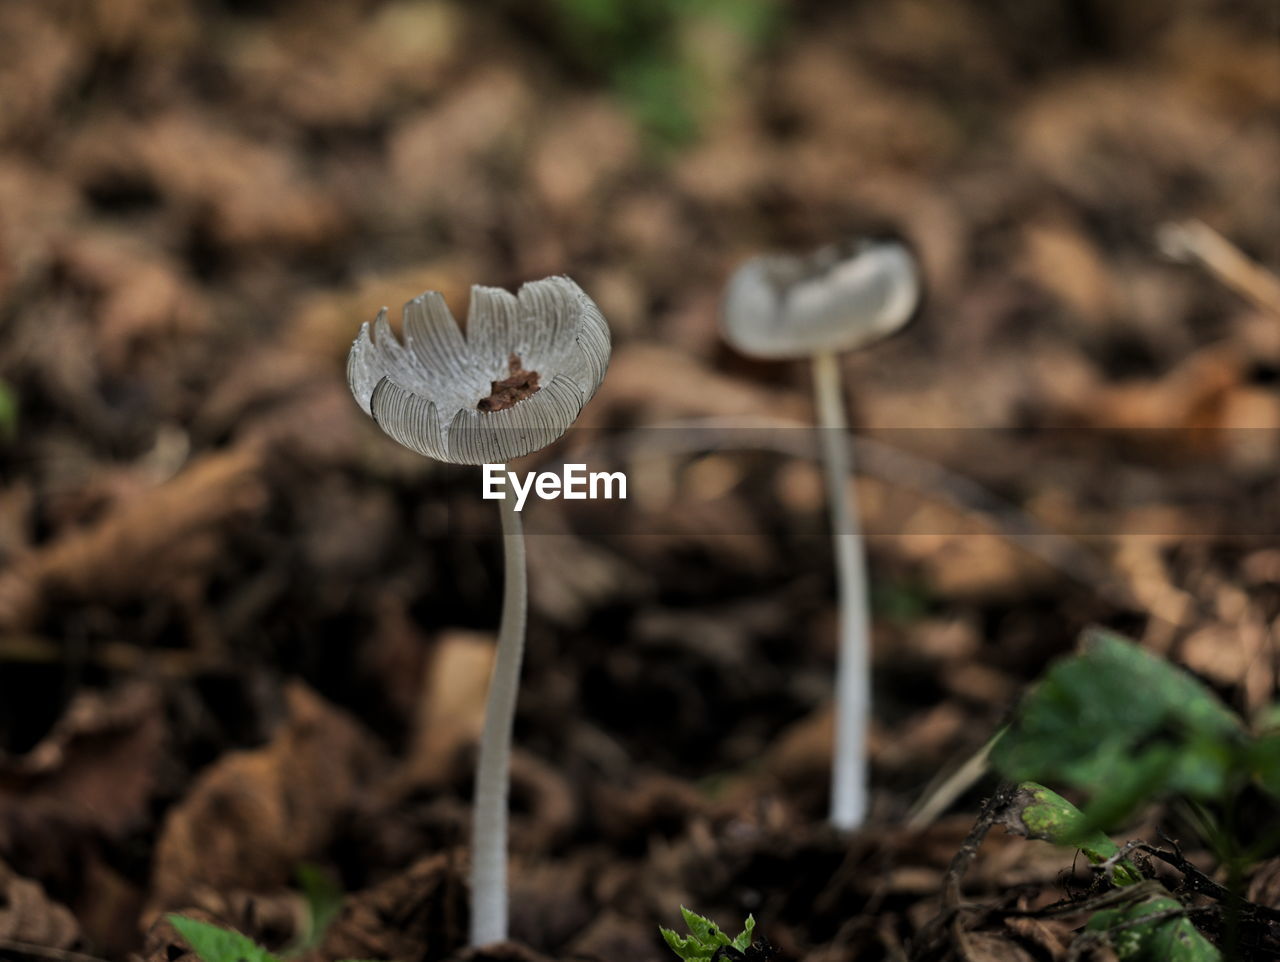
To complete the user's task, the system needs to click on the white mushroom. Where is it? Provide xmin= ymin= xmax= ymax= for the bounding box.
xmin=348 ymin=275 xmax=611 ymax=945
xmin=722 ymin=238 xmax=921 ymax=831
xmin=348 ymin=276 xmax=610 ymax=464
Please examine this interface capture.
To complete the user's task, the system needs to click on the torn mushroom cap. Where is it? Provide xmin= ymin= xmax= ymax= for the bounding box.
xmin=722 ymin=239 xmax=921 ymax=359
xmin=348 ymin=275 xmax=611 ymax=464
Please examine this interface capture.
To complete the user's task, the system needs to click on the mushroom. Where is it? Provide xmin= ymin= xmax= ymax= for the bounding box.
xmin=348 ymin=276 xmax=610 ymax=944
xmin=721 ymin=238 xmax=921 ymax=830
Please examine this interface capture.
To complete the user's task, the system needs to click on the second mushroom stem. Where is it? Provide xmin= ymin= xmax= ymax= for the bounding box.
xmin=471 ymin=470 xmax=527 ymax=945
xmin=812 ymin=350 xmax=872 ymax=831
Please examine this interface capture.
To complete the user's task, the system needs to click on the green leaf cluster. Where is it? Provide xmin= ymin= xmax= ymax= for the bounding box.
xmin=992 ymin=629 xmax=1275 ymax=829
xmin=660 ymin=907 xmax=755 ymax=960
xmin=1006 ymin=782 xmax=1220 ymax=956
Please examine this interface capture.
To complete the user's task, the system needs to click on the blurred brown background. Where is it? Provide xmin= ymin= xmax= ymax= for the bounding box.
xmin=0 ymin=1 xmax=1277 ymax=959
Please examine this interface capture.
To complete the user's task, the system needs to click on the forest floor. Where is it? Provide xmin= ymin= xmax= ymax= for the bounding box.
xmin=0 ymin=1 xmax=1277 ymax=960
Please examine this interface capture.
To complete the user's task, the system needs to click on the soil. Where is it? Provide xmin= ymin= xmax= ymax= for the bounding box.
xmin=0 ymin=1 xmax=1277 ymax=961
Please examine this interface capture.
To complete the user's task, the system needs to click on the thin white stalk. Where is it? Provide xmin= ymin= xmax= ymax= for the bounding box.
xmin=812 ymin=350 xmax=871 ymax=830
xmin=470 ymin=473 xmax=526 ymax=945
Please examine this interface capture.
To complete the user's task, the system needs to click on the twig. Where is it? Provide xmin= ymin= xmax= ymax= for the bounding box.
xmin=1138 ymin=843 xmax=1280 ymax=923
xmin=943 ymin=783 xmax=1018 ymax=910
xmin=905 ymin=728 xmax=1001 ymax=830
xmin=1000 ymin=879 xmax=1167 ymax=920
xmin=1157 ymin=219 xmax=1280 ymax=318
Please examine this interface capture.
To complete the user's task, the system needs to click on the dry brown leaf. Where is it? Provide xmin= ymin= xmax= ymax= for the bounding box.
xmin=66 ymin=111 xmax=344 ymax=249
xmin=54 ymin=228 xmax=210 ymax=371
xmin=912 ymin=531 xmax=1056 ymax=602
xmin=565 ymin=909 xmax=663 ymax=962
xmin=876 ymin=702 xmax=970 ymax=770
xmin=507 ymin=751 xmax=577 ymax=855
xmin=358 ymin=593 xmax=431 ymax=726
xmin=507 ymin=860 xmax=593 ymax=952
xmin=1063 ymin=345 xmax=1246 ymax=437
xmin=1180 ymin=620 xmax=1272 ymax=706
xmin=69 ymin=0 xmax=199 ymax=60
xmin=0 ymin=681 xmax=166 ymax=838
xmin=528 ymin=530 xmax=649 ymax=627
xmin=0 ymin=445 xmax=266 ymax=629
xmin=282 ymin=259 xmax=476 ymax=365
xmin=1003 ymin=915 xmax=1069 ymax=957
xmin=1021 ymin=217 xmax=1116 ymax=326
xmin=959 ymin=931 xmax=1037 ymax=962
xmin=227 ymin=1 xmax=460 ymax=127
xmin=531 ymin=97 xmax=638 ymax=218
xmin=583 ymin=344 xmax=809 ymax=428
xmin=747 ymin=703 xmax=834 ymax=803
xmin=1248 ymin=856 xmax=1280 ymax=910
xmin=148 ymin=682 xmax=384 ymax=913
xmin=0 ymin=4 xmax=83 ymax=142
xmin=388 ymin=70 xmax=533 ymax=217
xmin=588 ymin=771 xmax=704 ymax=847
xmin=0 ymin=859 xmax=82 ymax=949
xmin=302 ymin=853 xmax=466 ymax=962
xmin=0 ymin=160 xmax=80 ymax=299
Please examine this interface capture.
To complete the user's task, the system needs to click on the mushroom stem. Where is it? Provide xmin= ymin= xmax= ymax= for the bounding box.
xmin=811 ymin=350 xmax=871 ymax=830
xmin=470 ymin=472 xmax=527 ymax=945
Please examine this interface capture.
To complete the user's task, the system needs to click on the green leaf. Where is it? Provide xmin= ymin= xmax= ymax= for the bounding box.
xmin=682 ymin=905 xmax=732 ymax=947
xmin=167 ymin=916 xmax=280 ymax=962
xmin=732 ymin=915 xmax=756 ymax=952
xmin=992 ymin=629 xmax=1245 ymax=827
xmin=1086 ymin=892 xmax=1221 ymax=961
xmin=660 ymin=908 xmax=756 ymax=960
xmin=660 ymin=927 xmax=708 ymax=961
xmin=1008 ymin=782 xmax=1143 ymax=885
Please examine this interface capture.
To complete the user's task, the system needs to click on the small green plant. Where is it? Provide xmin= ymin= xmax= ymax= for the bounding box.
xmin=660 ymin=907 xmax=768 ymax=961
xmin=992 ymin=628 xmax=1270 ymax=829
xmin=1001 ymin=784 xmax=1220 ymax=960
xmin=167 ymin=917 xmax=285 ymax=962
xmin=167 ymin=870 xmax=367 ymax=962
xmin=992 ymin=628 xmax=1280 ymax=960
xmin=167 ymin=915 xmax=377 ymax=962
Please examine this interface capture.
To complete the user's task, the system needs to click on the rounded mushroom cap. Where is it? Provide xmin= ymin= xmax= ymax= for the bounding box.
xmin=347 ymin=275 xmax=611 ymax=464
xmin=721 ymin=238 xmax=921 ymax=359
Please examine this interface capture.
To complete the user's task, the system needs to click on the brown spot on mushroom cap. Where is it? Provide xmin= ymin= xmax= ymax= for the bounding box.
xmin=477 ymin=353 xmax=541 ymax=412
